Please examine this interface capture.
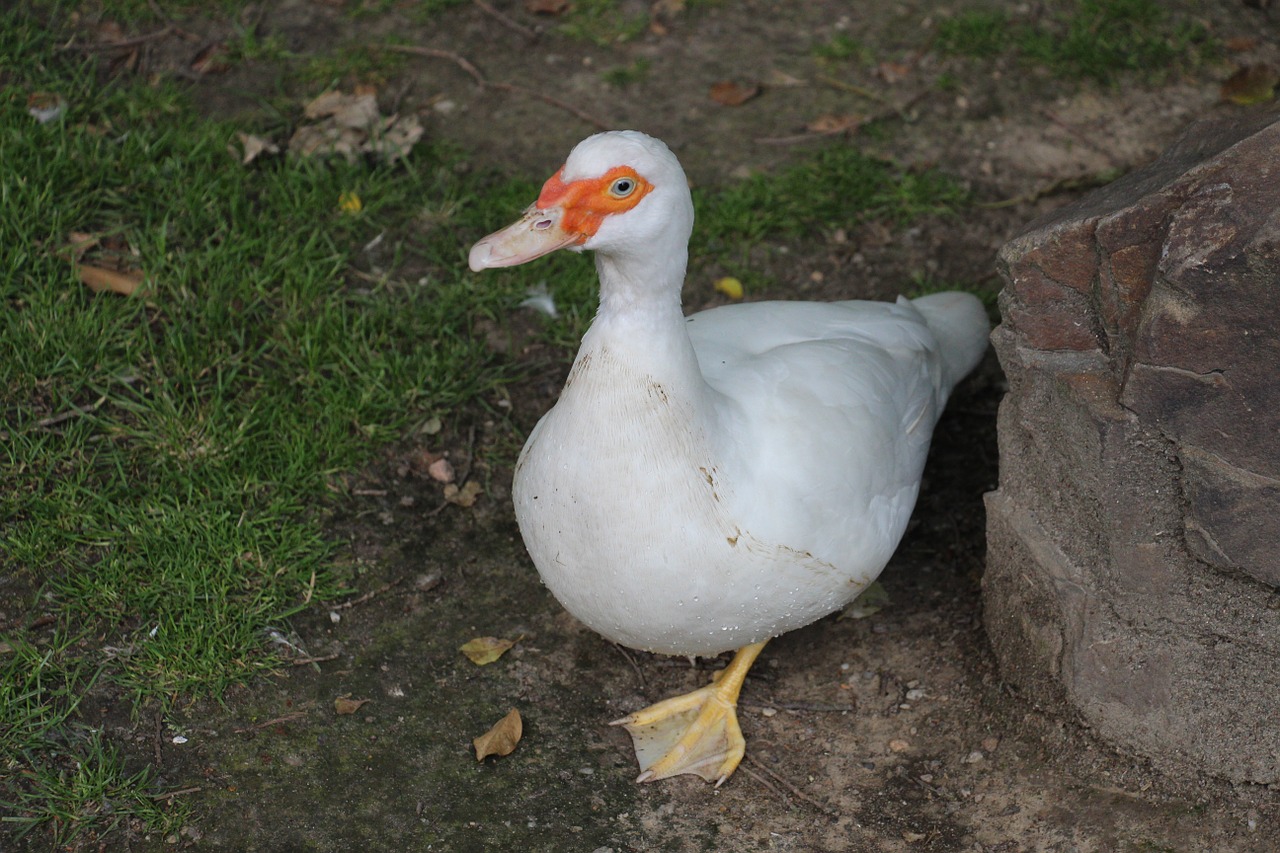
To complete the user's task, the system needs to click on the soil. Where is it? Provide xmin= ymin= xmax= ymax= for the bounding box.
xmin=35 ymin=1 xmax=1280 ymax=851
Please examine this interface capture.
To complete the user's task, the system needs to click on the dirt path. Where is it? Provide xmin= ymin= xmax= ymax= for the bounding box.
xmin=78 ymin=1 xmax=1280 ymax=850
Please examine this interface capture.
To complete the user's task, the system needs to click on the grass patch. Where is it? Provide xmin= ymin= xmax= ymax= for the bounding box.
xmin=557 ymin=0 xmax=649 ymax=46
xmin=936 ymin=0 xmax=1216 ymax=83
xmin=694 ymin=146 xmax=968 ymax=249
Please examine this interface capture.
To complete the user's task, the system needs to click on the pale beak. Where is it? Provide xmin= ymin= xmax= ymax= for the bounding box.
xmin=468 ymin=205 xmax=581 ymax=272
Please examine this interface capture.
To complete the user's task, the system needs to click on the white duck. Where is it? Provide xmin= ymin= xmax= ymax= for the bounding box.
xmin=469 ymin=131 xmax=988 ymax=786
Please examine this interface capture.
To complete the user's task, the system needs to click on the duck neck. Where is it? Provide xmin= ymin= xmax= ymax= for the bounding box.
xmin=587 ymin=247 xmax=698 ymax=379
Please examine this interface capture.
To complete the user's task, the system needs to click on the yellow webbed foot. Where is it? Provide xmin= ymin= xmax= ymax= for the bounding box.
xmin=610 ymin=641 xmax=767 ymax=787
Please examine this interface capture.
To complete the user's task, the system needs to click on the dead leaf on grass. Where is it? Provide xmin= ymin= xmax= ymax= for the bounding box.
xmin=805 ymin=113 xmax=863 ymax=135
xmin=335 ymin=696 xmax=370 ymax=715
xmin=190 ymin=41 xmax=232 ymax=76
xmin=236 ymin=132 xmax=280 ymax=165
xmin=525 ymin=0 xmax=569 ymax=13
xmin=709 ymin=80 xmax=761 ymax=107
xmin=444 ymin=480 xmax=483 ymax=507
xmin=1221 ymin=64 xmax=1278 ymax=105
xmin=289 ymin=91 xmax=424 ymax=164
xmin=78 ymin=264 xmax=145 ymax=296
xmin=473 ymin=708 xmax=522 ymax=761
xmin=459 ymin=636 xmax=518 ymax=665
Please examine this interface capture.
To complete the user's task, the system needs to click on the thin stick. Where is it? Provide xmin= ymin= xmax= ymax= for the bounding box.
xmin=743 ymin=754 xmax=839 ymax=817
xmin=383 ymin=45 xmax=486 ymax=87
xmin=384 ymin=44 xmax=610 ymax=130
xmin=738 ymin=763 xmax=790 ymax=804
xmin=66 ymin=26 xmax=175 ymax=51
xmin=234 ymin=711 xmax=308 ymax=733
xmin=473 ymin=0 xmax=539 ymax=40
xmin=611 ymin=643 xmax=647 ymax=691
xmin=489 ymin=81 xmax=610 ymax=130
xmin=37 ymin=394 xmax=107 ymax=428
xmin=290 ymin=652 xmax=341 ymax=666
xmin=331 ymin=577 xmax=405 ymax=611
xmin=741 ymin=698 xmax=856 ymax=713
xmin=149 ymin=786 xmax=201 ymax=800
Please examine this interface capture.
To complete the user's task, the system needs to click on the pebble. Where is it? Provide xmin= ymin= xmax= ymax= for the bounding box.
xmin=889 ymin=738 xmax=910 ymax=753
xmin=963 ymin=750 xmax=984 ymax=764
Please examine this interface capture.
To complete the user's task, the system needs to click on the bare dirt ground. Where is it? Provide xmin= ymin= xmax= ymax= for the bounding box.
xmin=53 ymin=1 xmax=1280 ymax=850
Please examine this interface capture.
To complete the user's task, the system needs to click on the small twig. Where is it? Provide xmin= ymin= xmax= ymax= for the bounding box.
xmin=290 ymin=652 xmax=341 ymax=667
xmin=756 ymin=89 xmax=929 ymax=146
xmin=149 ymin=786 xmax=201 ymax=800
xmin=66 ymin=25 xmax=175 ymax=51
xmin=611 ymin=643 xmax=647 ymax=691
xmin=743 ymin=754 xmax=839 ymax=817
xmin=1038 ymin=107 xmax=1124 ymax=168
xmin=234 ymin=711 xmax=308 ymax=733
xmin=383 ymin=44 xmax=486 ymax=87
xmin=816 ymin=74 xmax=892 ymax=105
xmin=741 ymin=698 xmax=856 ymax=713
xmin=489 ymin=82 xmax=610 ymax=130
xmin=331 ymin=576 xmax=406 ymax=611
xmin=473 ymin=0 xmax=539 ymax=40
xmin=739 ymin=763 xmax=790 ymax=803
xmin=36 ymin=394 xmax=107 ymax=429
xmin=352 ymin=488 xmax=389 ymax=497
xmin=153 ymin=708 xmax=164 ymax=767
xmin=384 ymin=44 xmax=610 ymax=130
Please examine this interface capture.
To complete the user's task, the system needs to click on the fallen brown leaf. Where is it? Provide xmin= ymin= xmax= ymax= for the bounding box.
xmin=525 ymin=0 xmax=569 ymax=14
xmin=709 ymin=80 xmax=761 ymax=107
xmin=805 ymin=113 xmax=863 ymax=135
xmin=1225 ymin=36 xmax=1261 ymax=52
xmin=1221 ymin=64 xmax=1279 ymax=105
xmin=444 ymin=480 xmax=483 ymax=507
xmin=236 ymin=132 xmax=280 ymax=165
xmin=335 ymin=696 xmax=370 ymax=715
xmin=459 ymin=636 xmax=517 ymax=665
xmin=77 ymin=263 xmax=144 ymax=296
xmin=473 ymin=709 xmax=522 ymax=761
xmin=876 ymin=61 xmax=911 ymax=84
xmin=190 ymin=41 xmax=232 ymax=76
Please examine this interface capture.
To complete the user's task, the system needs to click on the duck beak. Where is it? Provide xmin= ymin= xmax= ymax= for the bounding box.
xmin=468 ymin=205 xmax=582 ymax=272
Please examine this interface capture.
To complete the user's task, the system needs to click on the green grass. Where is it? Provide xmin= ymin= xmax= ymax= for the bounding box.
xmin=936 ymin=0 xmax=1216 ymax=83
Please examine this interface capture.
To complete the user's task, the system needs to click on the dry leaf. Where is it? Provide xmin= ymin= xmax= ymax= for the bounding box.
xmin=474 ymin=708 xmax=522 ymax=761
xmin=805 ymin=113 xmax=863 ymax=135
xmin=876 ymin=61 xmax=911 ymax=84
xmin=65 ymin=232 xmax=99 ymax=262
xmin=709 ymin=80 xmax=761 ymax=107
xmin=525 ymin=0 xmax=569 ymax=14
xmin=304 ymin=91 xmax=380 ymax=126
xmin=444 ymin=480 xmax=482 ymax=507
xmin=236 ymin=132 xmax=279 ymax=165
xmin=1225 ymin=36 xmax=1260 ymax=52
xmin=1221 ymin=64 xmax=1279 ymax=105
xmin=335 ymin=696 xmax=370 ymax=715
xmin=77 ymin=264 xmax=144 ymax=296
xmin=460 ymin=636 xmax=516 ymax=665
xmin=190 ymin=42 xmax=232 ymax=76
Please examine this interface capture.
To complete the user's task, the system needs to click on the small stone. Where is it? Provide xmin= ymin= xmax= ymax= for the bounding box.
xmin=963 ymin=750 xmax=984 ymax=764
xmin=906 ymin=688 xmax=926 ymax=701
xmin=428 ymin=457 xmax=455 ymax=483
xmin=981 ymin=737 xmax=1000 ymax=752
xmin=760 ymin=707 xmax=778 ymax=717
xmin=889 ymin=738 xmax=910 ymax=753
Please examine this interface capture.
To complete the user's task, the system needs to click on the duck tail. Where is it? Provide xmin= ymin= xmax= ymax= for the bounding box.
xmin=910 ymin=291 xmax=990 ymax=393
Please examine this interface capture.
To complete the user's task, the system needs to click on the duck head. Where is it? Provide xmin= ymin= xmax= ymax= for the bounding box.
xmin=468 ymin=130 xmax=694 ymax=272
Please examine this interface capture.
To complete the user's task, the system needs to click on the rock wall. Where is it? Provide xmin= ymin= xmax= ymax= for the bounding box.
xmin=984 ymin=107 xmax=1280 ymax=784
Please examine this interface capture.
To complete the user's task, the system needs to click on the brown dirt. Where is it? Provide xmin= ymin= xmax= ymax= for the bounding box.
xmin=42 ymin=1 xmax=1280 ymax=851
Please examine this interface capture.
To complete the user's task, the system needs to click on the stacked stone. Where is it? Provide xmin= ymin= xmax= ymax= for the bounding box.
xmin=984 ymin=108 xmax=1280 ymax=784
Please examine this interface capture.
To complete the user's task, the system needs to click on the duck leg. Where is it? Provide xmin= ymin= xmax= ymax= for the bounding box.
xmin=610 ymin=640 xmax=768 ymax=786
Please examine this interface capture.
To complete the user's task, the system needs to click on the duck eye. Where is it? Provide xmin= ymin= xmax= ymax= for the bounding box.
xmin=609 ymin=177 xmax=635 ymax=197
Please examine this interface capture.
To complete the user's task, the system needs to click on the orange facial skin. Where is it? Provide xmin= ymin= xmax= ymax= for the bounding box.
xmin=536 ymin=165 xmax=654 ymax=243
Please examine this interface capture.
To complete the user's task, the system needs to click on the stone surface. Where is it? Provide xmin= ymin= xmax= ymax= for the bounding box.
xmin=985 ymin=107 xmax=1280 ymax=784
